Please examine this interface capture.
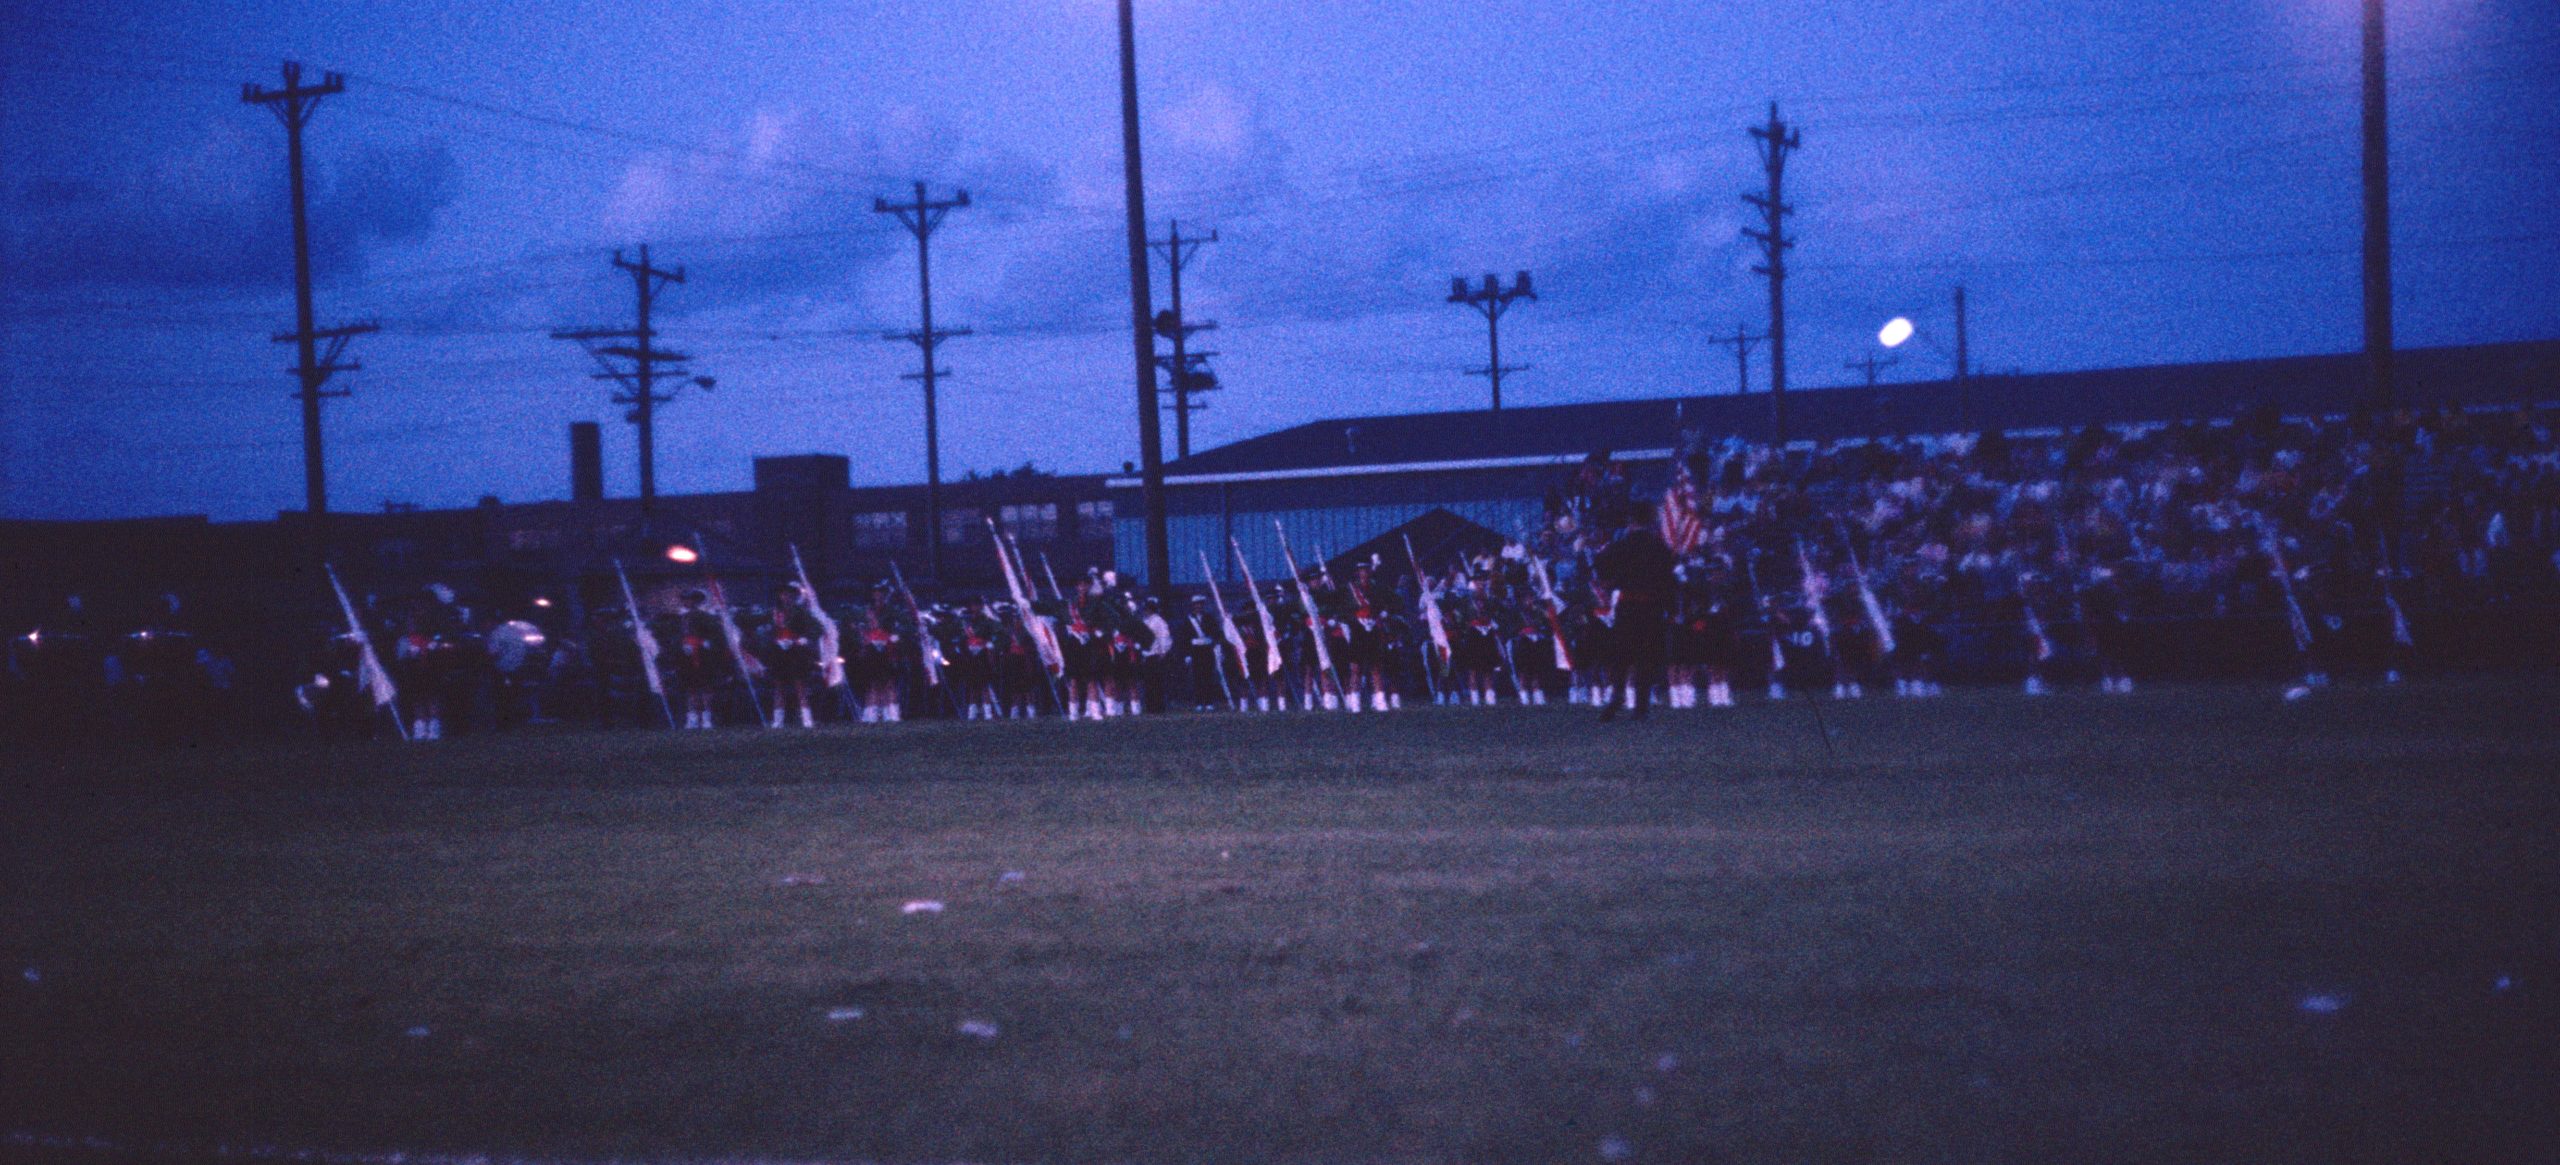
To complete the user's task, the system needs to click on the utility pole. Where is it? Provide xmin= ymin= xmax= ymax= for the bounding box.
xmin=553 ymin=245 xmax=703 ymax=526
xmin=1708 ymin=323 xmax=1768 ymax=396
xmin=1447 ymin=271 xmax=1535 ymax=412
xmin=875 ymin=181 xmax=973 ymax=582
xmin=1743 ymin=103 xmax=1799 ymax=446
xmin=1118 ymin=0 xmax=1170 ymax=592
xmin=243 ymin=61 xmax=376 ymax=537
xmin=1848 ymin=352 xmax=1899 ymax=386
xmin=2362 ymin=0 xmax=2395 ymax=409
xmin=1150 ymin=220 xmax=1220 ymax=459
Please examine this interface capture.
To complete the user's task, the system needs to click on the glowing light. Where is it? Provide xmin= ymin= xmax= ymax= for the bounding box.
xmin=1879 ymin=317 xmax=1915 ymax=348
xmin=665 ymin=545 xmax=700 ymax=564
xmin=532 ymin=596 xmax=553 ymax=608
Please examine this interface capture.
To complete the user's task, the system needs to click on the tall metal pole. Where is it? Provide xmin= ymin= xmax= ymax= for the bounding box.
xmin=2362 ymin=0 xmax=2395 ymax=409
xmin=1120 ymin=0 xmax=1170 ymax=591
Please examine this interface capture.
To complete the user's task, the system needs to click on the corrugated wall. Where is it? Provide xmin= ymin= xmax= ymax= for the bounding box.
xmin=1116 ymin=498 xmax=1543 ymax=586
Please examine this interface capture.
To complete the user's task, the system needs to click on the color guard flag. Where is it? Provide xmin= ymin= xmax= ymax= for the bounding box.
xmin=1657 ymin=462 xmax=1705 ymax=555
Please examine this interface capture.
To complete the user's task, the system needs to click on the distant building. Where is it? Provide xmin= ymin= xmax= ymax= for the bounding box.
xmin=1111 ymin=339 xmax=2560 ymax=586
xmin=1 ymin=449 xmax=1115 ymax=631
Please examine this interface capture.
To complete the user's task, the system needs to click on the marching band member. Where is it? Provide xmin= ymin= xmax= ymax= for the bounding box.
xmin=758 ymin=583 xmax=824 ymax=728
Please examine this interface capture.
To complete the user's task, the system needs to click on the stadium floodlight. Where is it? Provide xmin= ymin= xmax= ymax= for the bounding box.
xmin=1879 ymin=317 xmax=1916 ymax=348
xmin=664 ymin=544 xmax=700 ymax=564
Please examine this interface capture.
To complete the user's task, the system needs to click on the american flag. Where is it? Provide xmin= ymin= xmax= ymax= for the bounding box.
xmin=1657 ymin=461 xmax=1704 ymax=554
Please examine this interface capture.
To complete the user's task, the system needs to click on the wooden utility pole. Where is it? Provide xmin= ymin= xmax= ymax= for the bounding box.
xmin=1709 ymin=323 xmax=1768 ymax=396
xmin=1150 ymin=220 xmax=1220 ymax=459
xmin=2362 ymin=0 xmax=2395 ymax=409
xmin=1848 ymin=352 xmax=1899 ymax=386
xmin=1744 ymin=103 xmax=1799 ymax=446
xmin=1119 ymin=0 xmax=1170 ymax=591
xmin=243 ymin=61 xmax=375 ymax=530
xmin=875 ymin=181 xmax=973 ymax=581
xmin=1447 ymin=271 xmax=1535 ymax=412
xmin=554 ymin=245 xmax=701 ymax=524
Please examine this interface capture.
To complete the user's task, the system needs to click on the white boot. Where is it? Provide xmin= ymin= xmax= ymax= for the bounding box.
xmin=1768 ymin=682 xmax=1786 ymax=701
xmin=2024 ymin=675 xmax=2048 ymax=696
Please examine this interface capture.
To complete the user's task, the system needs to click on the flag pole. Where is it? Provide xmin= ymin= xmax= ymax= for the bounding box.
xmin=1273 ymin=520 xmax=1345 ymax=701
xmin=692 ymin=533 xmax=769 ymax=727
xmin=1198 ymin=550 xmax=1242 ymax=711
xmin=324 ymin=563 xmax=408 ymax=742
xmin=790 ymin=542 xmax=859 ymax=722
xmin=615 ymin=558 xmax=678 ymax=730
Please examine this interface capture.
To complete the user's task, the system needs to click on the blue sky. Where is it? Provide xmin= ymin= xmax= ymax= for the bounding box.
xmin=3 ymin=0 xmax=2555 ymax=520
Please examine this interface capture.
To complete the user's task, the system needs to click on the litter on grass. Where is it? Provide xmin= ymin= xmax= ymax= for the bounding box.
xmin=825 ymin=1006 xmax=866 ymax=1022
xmin=901 ymin=900 xmax=945 ymax=915
xmin=957 ymin=1019 xmax=1000 ymax=1040
xmin=1598 ymin=1135 xmax=1632 ymax=1161
xmin=1653 ymin=1052 xmax=1680 ymax=1073
xmin=998 ymin=870 xmax=1026 ymax=884
xmin=775 ymin=873 xmax=828 ymax=887
xmin=19 ymin=967 xmax=36 ymax=984
xmin=404 ymin=1026 xmax=432 ymax=1038
xmin=2297 ymin=993 xmax=2348 ymax=1014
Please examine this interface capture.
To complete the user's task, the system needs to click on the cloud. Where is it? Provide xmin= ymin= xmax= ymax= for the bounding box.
xmin=581 ymin=105 xmax=1072 ymax=329
xmin=2 ymin=127 xmax=456 ymax=290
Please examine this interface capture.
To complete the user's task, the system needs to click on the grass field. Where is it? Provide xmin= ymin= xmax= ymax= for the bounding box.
xmin=4 ymin=678 xmax=2557 ymax=1164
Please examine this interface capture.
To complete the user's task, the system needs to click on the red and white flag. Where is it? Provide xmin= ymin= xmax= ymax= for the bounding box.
xmin=1658 ymin=462 xmax=1705 ymax=555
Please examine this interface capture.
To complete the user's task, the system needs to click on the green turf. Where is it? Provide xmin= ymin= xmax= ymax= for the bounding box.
xmin=4 ymin=679 xmax=2556 ymax=1164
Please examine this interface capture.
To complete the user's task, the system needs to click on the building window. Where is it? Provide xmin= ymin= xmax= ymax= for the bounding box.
xmin=999 ymin=502 xmax=1058 ymax=542
xmin=1078 ymin=500 xmax=1114 ymax=538
xmin=941 ymin=507 xmax=982 ymax=545
xmin=853 ymin=511 xmax=909 ymax=549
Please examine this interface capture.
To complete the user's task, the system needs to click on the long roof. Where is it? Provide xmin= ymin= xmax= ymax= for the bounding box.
xmin=1149 ymin=340 xmax=2560 ymax=482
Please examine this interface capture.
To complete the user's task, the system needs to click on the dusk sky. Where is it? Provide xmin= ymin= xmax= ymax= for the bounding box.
xmin=4 ymin=0 xmax=2555 ymax=521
